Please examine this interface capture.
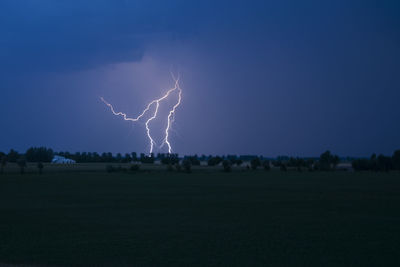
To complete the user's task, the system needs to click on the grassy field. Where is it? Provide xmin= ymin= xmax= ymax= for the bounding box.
xmin=0 ymin=169 xmax=400 ymax=266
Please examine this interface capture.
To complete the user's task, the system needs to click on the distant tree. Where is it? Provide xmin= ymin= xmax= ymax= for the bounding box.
xmin=37 ymin=162 xmax=44 ymax=174
xmin=116 ymin=153 xmax=122 ymax=163
xmin=64 ymin=152 xmax=72 ymax=160
xmin=370 ymin=154 xmax=378 ymax=171
xmin=74 ymin=152 xmax=81 ymax=163
xmin=107 ymin=152 xmax=113 ymax=162
xmin=0 ymin=156 xmax=7 ymax=174
xmin=185 ymin=155 xmax=200 ymax=166
xmin=7 ymin=149 xmax=19 ymax=163
xmin=352 ymin=158 xmax=370 ymax=171
xmin=123 ymin=153 xmax=132 ymax=163
xmin=250 ymin=157 xmax=261 ymax=170
xmin=131 ymin=152 xmax=137 ymax=162
xmin=318 ymin=151 xmax=340 ymax=171
xmin=222 ymin=160 xmax=232 ymax=172
xmin=227 ymin=155 xmax=238 ymax=165
xmin=100 ymin=153 xmax=107 ymax=162
xmin=26 ymin=147 xmax=54 ymax=162
xmin=92 ymin=152 xmax=101 ymax=162
xmin=392 ymin=150 xmax=400 ymax=170
xmin=87 ymin=152 xmax=93 ymax=162
xmin=305 ymin=159 xmax=314 ymax=171
xmin=182 ymin=159 xmax=192 ymax=173
xmin=17 ymin=157 xmax=27 ymax=174
xmin=161 ymin=154 xmax=179 ymax=165
xmin=262 ymin=160 xmax=271 ymax=171
xmin=377 ymin=154 xmax=392 ymax=172
xmin=141 ymin=154 xmax=155 ymax=164
xmin=236 ymin=159 xmax=243 ymax=166
xmin=304 ymin=159 xmax=314 ymax=169
xmin=208 ymin=156 xmax=222 ymax=166
xmin=319 ymin=151 xmax=332 ymax=170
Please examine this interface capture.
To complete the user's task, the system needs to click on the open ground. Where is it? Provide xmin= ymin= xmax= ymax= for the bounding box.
xmin=0 ymin=169 xmax=400 ymax=266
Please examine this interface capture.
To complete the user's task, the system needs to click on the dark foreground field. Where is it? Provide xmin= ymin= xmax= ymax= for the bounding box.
xmin=1 ymin=171 xmax=400 ymax=266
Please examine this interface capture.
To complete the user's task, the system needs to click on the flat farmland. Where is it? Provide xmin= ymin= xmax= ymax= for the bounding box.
xmin=0 ymin=170 xmax=399 ymax=266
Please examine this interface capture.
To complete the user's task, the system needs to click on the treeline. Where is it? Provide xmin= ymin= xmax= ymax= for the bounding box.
xmin=1 ymin=147 xmax=400 ymax=173
xmin=352 ymin=151 xmax=400 ymax=171
xmin=0 ymin=148 xmax=177 ymax=164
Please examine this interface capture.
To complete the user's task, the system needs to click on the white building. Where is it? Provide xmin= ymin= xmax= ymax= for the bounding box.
xmin=51 ymin=155 xmax=76 ymax=164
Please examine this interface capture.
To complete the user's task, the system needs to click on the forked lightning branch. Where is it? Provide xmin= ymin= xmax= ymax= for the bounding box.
xmin=101 ymin=77 xmax=182 ymax=155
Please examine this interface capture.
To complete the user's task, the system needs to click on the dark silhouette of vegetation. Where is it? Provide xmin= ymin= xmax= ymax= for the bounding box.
xmin=182 ymin=159 xmax=192 ymax=173
xmin=222 ymin=160 xmax=232 ymax=172
xmin=314 ymin=151 xmax=340 ymax=171
xmin=130 ymin=164 xmax=140 ymax=171
xmin=184 ymin=155 xmax=201 ymax=166
xmin=4 ymin=146 xmax=400 ymax=174
xmin=37 ymin=162 xmax=44 ymax=174
xmin=122 ymin=153 xmax=132 ymax=163
xmin=250 ymin=157 xmax=261 ymax=170
xmin=175 ymin=163 xmax=182 ymax=172
xmin=263 ymin=160 xmax=271 ymax=171
xmin=140 ymin=154 xmax=155 ymax=164
xmin=0 ymin=156 xmax=7 ymax=174
xmin=7 ymin=149 xmax=19 ymax=163
xmin=17 ymin=157 xmax=27 ymax=174
xmin=116 ymin=153 xmax=123 ymax=163
xmin=208 ymin=156 xmax=222 ymax=166
xmin=26 ymin=147 xmax=54 ymax=162
xmin=226 ymin=155 xmax=243 ymax=166
xmin=161 ymin=154 xmax=179 ymax=165
xmin=351 ymin=150 xmax=400 ymax=172
xmin=166 ymin=163 xmax=174 ymax=172
xmin=393 ymin=150 xmax=400 ymax=170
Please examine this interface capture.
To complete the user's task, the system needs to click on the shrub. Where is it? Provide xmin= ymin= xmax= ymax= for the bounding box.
xmin=222 ymin=160 xmax=232 ymax=172
xmin=262 ymin=160 xmax=271 ymax=171
xmin=0 ymin=156 xmax=7 ymax=174
xmin=182 ymin=159 xmax=192 ymax=173
xmin=37 ymin=162 xmax=44 ymax=174
xmin=175 ymin=163 xmax=182 ymax=172
xmin=130 ymin=164 xmax=140 ymax=172
xmin=250 ymin=157 xmax=261 ymax=170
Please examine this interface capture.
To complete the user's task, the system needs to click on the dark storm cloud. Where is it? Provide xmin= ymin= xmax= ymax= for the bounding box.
xmin=0 ymin=0 xmax=209 ymax=72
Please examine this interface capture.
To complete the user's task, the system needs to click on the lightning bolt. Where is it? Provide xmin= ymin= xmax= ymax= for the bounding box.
xmin=101 ymin=76 xmax=182 ymax=155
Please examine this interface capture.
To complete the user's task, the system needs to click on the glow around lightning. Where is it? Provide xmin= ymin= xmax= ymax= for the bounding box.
xmin=101 ymin=78 xmax=182 ymax=155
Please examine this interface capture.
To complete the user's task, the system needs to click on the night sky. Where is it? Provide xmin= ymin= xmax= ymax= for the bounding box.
xmin=1 ymin=0 xmax=399 ymax=157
